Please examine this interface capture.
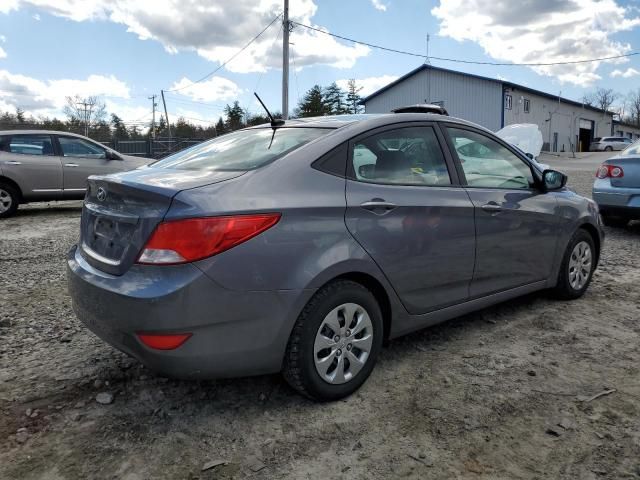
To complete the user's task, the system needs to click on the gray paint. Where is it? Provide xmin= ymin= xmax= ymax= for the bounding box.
xmin=66 ymin=114 xmax=603 ymax=380
xmin=364 ymin=68 xmax=503 ymax=131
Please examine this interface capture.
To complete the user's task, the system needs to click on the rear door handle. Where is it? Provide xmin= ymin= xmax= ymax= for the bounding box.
xmin=481 ymin=203 xmax=502 ymax=213
xmin=64 ymin=163 xmax=79 ymax=167
xmin=360 ymin=199 xmax=397 ymax=213
xmin=4 ymin=160 xmax=22 ymax=165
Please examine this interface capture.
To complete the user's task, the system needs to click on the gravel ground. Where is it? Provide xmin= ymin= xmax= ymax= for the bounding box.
xmin=1 ymin=157 xmax=639 ymax=480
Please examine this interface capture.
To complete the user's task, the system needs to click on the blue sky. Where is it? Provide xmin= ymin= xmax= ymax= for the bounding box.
xmin=0 ymin=0 xmax=639 ymax=129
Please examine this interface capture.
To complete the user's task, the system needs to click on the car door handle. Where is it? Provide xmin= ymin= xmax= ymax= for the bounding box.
xmin=481 ymin=203 xmax=502 ymax=213
xmin=360 ymin=200 xmax=397 ymax=213
xmin=64 ymin=163 xmax=79 ymax=167
xmin=4 ymin=160 xmax=22 ymax=165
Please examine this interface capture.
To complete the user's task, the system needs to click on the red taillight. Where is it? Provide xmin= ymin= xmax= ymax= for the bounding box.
xmin=137 ymin=213 xmax=281 ymax=265
xmin=137 ymin=333 xmax=192 ymax=350
xmin=596 ymin=164 xmax=624 ymax=179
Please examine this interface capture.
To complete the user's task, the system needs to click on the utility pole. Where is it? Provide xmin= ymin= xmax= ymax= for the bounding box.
xmin=149 ymin=94 xmax=158 ymax=139
xmin=160 ymin=90 xmax=172 ymax=138
xmin=76 ymin=100 xmax=92 ymax=136
xmin=282 ymin=0 xmax=289 ymax=120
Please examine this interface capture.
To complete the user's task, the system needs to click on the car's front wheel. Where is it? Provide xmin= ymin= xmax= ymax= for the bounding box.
xmin=283 ymin=280 xmax=383 ymax=401
xmin=0 ymin=182 xmax=19 ymax=219
xmin=604 ymin=146 xmax=613 ymax=152
xmin=551 ymin=229 xmax=596 ymax=300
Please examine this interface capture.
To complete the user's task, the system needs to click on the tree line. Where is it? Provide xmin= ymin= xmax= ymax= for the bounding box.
xmin=582 ymin=87 xmax=640 ymax=127
xmin=0 ymin=78 xmax=366 ymax=142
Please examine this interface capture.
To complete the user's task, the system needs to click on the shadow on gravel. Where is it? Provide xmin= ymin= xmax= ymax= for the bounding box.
xmin=14 ymin=205 xmax=82 ymax=218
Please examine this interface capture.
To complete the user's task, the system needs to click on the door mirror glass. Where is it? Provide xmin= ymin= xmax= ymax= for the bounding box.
xmin=542 ymin=169 xmax=566 ymax=190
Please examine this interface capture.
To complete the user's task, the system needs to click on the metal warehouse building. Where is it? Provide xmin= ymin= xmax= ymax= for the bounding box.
xmin=361 ymin=65 xmax=614 ymax=153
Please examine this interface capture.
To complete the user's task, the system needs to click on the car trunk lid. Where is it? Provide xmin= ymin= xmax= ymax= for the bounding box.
xmin=606 ymin=156 xmax=640 ymax=189
xmin=80 ymin=168 xmax=245 ymax=275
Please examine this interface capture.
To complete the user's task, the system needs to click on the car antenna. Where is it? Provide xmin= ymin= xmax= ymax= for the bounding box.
xmin=254 ymin=92 xmax=285 ymax=128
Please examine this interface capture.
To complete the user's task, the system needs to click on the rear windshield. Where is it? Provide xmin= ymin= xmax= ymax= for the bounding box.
xmin=593 ymin=138 xmax=601 ymax=143
xmin=151 ymin=127 xmax=331 ymax=171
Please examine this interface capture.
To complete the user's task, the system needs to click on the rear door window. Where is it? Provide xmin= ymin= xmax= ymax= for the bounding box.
xmin=8 ymin=134 xmax=54 ymax=156
xmin=153 ymin=127 xmax=330 ymax=171
xmin=350 ymin=126 xmax=451 ymax=186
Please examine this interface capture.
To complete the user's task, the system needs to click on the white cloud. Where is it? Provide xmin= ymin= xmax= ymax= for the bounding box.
xmin=5 ymin=0 xmax=369 ymax=73
xmin=432 ymin=0 xmax=640 ymax=86
xmin=0 ymin=47 xmax=6 ymax=59
xmin=371 ymin=0 xmax=387 ymax=11
xmin=0 ymin=69 xmax=130 ymax=117
xmin=168 ymin=76 xmax=242 ymax=102
xmin=610 ymin=67 xmax=640 ymax=78
xmin=337 ymin=75 xmax=399 ymax=97
xmin=33 ymin=13 xmax=40 ymax=20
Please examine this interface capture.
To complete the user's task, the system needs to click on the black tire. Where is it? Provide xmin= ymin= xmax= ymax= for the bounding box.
xmin=602 ymin=215 xmax=628 ymax=228
xmin=551 ymin=229 xmax=596 ymax=300
xmin=604 ymin=146 xmax=613 ymax=152
xmin=0 ymin=182 xmax=19 ymax=219
xmin=283 ymin=280 xmax=384 ymax=401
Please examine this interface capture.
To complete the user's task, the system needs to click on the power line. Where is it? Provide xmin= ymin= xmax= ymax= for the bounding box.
xmin=166 ymin=13 xmax=283 ymax=93
xmin=291 ymin=20 xmax=640 ymax=67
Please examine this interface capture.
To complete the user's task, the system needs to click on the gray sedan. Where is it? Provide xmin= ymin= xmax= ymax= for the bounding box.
xmin=593 ymin=140 xmax=640 ymax=227
xmin=0 ymin=130 xmax=149 ymax=218
xmin=67 ymin=110 xmax=604 ymax=401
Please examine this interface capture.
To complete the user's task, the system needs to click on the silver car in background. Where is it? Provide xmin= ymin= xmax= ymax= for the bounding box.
xmin=0 ymin=130 xmax=150 ymax=218
xmin=590 ymin=136 xmax=633 ymax=152
xmin=593 ymin=140 xmax=640 ymax=227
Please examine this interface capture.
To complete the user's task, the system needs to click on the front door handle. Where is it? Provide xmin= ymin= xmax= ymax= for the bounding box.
xmin=481 ymin=203 xmax=502 ymax=213
xmin=4 ymin=160 xmax=22 ymax=165
xmin=361 ymin=199 xmax=397 ymax=214
xmin=64 ymin=163 xmax=79 ymax=167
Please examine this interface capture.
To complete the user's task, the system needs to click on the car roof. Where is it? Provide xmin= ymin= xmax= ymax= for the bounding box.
xmin=247 ymin=112 xmax=489 ymax=133
xmin=0 ymin=129 xmax=92 ymax=139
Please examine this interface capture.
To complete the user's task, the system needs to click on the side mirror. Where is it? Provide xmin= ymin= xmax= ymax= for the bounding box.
xmin=106 ymin=150 xmax=122 ymax=160
xmin=542 ymin=169 xmax=567 ymax=191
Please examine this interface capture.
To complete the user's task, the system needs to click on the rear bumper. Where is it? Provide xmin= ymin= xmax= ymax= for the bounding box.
xmin=67 ymin=245 xmax=315 ymax=379
xmin=593 ymin=182 xmax=640 ymax=219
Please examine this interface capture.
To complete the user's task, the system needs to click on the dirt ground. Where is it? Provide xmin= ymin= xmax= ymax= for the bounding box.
xmin=1 ymin=154 xmax=639 ymax=479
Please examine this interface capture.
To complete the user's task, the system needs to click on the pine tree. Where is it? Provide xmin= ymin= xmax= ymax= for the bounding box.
xmin=295 ymin=85 xmax=330 ymax=117
xmin=215 ymin=117 xmax=226 ymax=136
xmin=110 ymin=114 xmax=129 ymax=140
xmin=345 ymin=79 xmax=364 ymax=114
xmin=224 ymin=101 xmax=245 ymax=131
xmin=323 ymin=83 xmax=346 ymax=115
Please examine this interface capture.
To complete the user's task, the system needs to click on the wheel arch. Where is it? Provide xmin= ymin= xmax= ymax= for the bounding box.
xmin=0 ymin=175 xmax=23 ymax=203
xmin=578 ymin=222 xmax=601 ymax=267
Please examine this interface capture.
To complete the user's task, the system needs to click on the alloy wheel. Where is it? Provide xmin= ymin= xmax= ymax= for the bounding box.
xmin=0 ymin=188 xmax=12 ymax=214
xmin=313 ymin=302 xmax=374 ymax=385
xmin=568 ymin=241 xmax=592 ymax=290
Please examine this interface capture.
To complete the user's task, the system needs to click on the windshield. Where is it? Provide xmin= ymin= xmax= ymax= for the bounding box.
xmin=621 ymin=140 xmax=640 ymax=156
xmin=152 ymin=127 xmax=331 ymax=171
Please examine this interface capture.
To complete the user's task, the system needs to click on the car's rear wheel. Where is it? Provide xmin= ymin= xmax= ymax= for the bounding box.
xmin=604 ymin=146 xmax=613 ymax=152
xmin=0 ymin=182 xmax=19 ymax=219
xmin=283 ymin=280 xmax=383 ymax=401
xmin=602 ymin=215 xmax=628 ymax=228
xmin=551 ymin=229 xmax=596 ymax=300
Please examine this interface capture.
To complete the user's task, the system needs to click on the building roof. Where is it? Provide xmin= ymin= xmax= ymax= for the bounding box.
xmin=360 ymin=64 xmax=613 ymax=115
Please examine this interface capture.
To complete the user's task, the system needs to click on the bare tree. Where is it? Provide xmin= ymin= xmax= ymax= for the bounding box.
xmin=590 ymin=88 xmax=619 ymax=113
xmin=63 ymin=95 xmax=107 ymax=136
xmin=627 ymin=89 xmax=640 ymax=127
xmin=581 ymin=93 xmax=595 ymax=107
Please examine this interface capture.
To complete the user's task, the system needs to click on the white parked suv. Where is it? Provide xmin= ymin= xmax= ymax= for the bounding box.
xmin=590 ymin=137 xmax=633 ymax=152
